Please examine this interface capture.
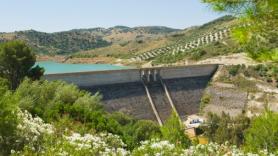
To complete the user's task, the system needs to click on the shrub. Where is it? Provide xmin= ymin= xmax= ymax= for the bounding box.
xmin=200 ymin=93 xmax=211 ymax=113
xmin=132 ymin=139 xmax=184 ymax=156
xmin=0 ymin=77 xmax=9 ymax=96
xmin=0 ymin=92 xmax=19 ymax=155
xmin=228 ymin=65 xmax=241 ymax=76
xmin=244 ymin=111 xmax=278 ymax=153
xmin=15 ymin=79 xmax=103 ymax=122
xmin=190 ymin=50 xmax=206 ymax=60
xmin=160 ymin=112 xmax=191 ymax=148
xmin=202 ymin=112 xmax=250 ymax=146
xmin=14 ymin=79 xmax=162 ymax=150
xmin=0 ymin=41 xmax=43 ymax=89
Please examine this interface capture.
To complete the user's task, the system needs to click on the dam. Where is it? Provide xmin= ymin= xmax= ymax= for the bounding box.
xmin=44 ymin=64 xmax=218 ymax=125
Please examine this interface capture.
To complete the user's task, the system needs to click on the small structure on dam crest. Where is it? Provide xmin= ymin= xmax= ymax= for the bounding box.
xmin=44 ymin=64 xmax=218 ymax=125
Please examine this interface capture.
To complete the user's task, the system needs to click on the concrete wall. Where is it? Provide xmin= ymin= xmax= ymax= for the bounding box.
xmin=160 ymin=64 xmax=217 ymax=79
xmin=44 ymin=64 xmax=218 ymax=86
xmin=44 ymin=64 xmax=218 ymax=122
xmin=44 ymin=69 xmax=141 ymax=87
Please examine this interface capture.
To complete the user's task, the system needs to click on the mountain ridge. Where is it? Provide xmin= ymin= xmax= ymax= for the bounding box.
xmin=0 ymin=15 xmax=235 ymax=57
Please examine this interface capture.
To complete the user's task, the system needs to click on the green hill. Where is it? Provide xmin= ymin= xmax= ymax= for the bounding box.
xmin=0 ymin=15 xmax=238 ymax=63
xmin=73 ymin=15 xmax=238 ymax=62
xmin=0 ymin=26 xmax=180 ymax=55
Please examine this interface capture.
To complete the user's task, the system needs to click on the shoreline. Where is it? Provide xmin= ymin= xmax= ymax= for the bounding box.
xmin=36 ymin=55 xmax=127 ymax=67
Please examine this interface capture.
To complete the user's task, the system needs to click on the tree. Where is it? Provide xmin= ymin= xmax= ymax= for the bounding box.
xmin=244 ymin=111 xmax=278 ymax=153
xmin=202 ymin=0 xmax=278 ymax=62
xmin=202 ymin=112 xmax=220 ymax=142
xmin=160 ymin=112 xmax=191 ymax=148
xmin=0 ymin=77 xmax=9 ymax=96
xmin=202 ymin=112 xmax=250 ymax=146
xmin=0 ymin=41 xmax=43 ymax=89
xmin=133 ymin=120 xmax=161 ymax=143
xmin=0 ymin=91 xmax=19 ymax=155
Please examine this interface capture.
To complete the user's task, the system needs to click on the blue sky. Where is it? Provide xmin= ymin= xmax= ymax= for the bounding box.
xmin=0 ymin=0 xmax=223 ymax=32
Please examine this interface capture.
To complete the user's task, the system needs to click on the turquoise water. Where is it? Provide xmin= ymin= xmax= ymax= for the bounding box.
xmin=36 ymin=61 xmax=131 ymax=74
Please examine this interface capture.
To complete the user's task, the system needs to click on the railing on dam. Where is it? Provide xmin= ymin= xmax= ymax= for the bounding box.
xmin=44 ymin=64 xmax=218 ymax=123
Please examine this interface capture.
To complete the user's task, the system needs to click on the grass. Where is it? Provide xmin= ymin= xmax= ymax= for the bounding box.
xmin=199 ymin=93 xmax=211 ymax=114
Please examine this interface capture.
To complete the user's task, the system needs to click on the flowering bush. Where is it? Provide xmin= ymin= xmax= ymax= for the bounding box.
xmin=61 ymin=132 xmax=129 ymax=156
xmin=132 ymin=139 xmax=184 ymax=156
xmin=14 ymin=132 xmax=129 ymax=156
xmin=12 ymin=112 xmax=129 ymax=156
xmin=182 ymin=142 xmax=273 ymax=156
xmin=8 ymin=110 xmax=277 ymax=156
xmin=0 ymin=92 xmax=19 ymax=155
xmin=132 ymin=140 xmax=276 ymax=156
xmin=15 ymin=110 xmax=54 ymax=150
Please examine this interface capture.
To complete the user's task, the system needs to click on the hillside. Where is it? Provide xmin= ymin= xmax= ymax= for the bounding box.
xmin=0 ymin=26 xmax=180 ymax=55
xmin=0 ymin=15 xmax=239 ymax=65
xmin=71 ymin=15 xmax=238 ymax=65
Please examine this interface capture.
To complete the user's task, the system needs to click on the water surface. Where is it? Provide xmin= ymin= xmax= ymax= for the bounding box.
xmin=36 ymin=61 xmax=131 ymax=74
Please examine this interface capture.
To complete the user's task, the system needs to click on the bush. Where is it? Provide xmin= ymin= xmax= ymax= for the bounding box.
xmin=14 ymin=79 xmax=162 ymax=150
xmin=15 ymin=79 xmax=102 ymax=121
xmin=200 ymin=93 xmax=211 ymax=113
xmin=244 ymin=111 xmax=278 ymax=153
xmin=0 ymin=41 xmax=43 ymax=89
xmin=0 ymin=77 xmax=9 ymax=96
xmin=132 ymin=139 xmax=184 ymax=156
xmin=228 ymin=65 xmax=241 ymax=76
xmin=161 ymin=112 xmax=191 ymax=148
xmin=202 ymin=112 xmax=250 ymax=146
xmin=190 ymin=50 xmax=206 ymax=60
xmin=0 ymin=92 xmax=19 ymax=155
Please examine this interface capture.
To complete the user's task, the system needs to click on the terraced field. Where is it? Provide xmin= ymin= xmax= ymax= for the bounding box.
xmin=130 ymin=27 xmax=232 ymax=62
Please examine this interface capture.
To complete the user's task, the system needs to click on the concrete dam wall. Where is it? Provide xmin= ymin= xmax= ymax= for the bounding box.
xmin=44 ymin=64 xmax=218 ymax=124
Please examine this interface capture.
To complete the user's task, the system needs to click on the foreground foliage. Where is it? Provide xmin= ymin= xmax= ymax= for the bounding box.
xmin=1 ymin=78 xmax=278 ymax=155
xmin=4 ymin=109 xmax=276 ymax=156
xmin=0 ymin=41 xmax=44 ymax=89
xmin=1 ymin=79 xmax=191 ymax=154
xmin=245 ymin=111 xmax=278 ymax=153
xmin=202 ymin=112 xmax=250 ymax=146
xmin=203 ymin=0 xmax=278 ymax=62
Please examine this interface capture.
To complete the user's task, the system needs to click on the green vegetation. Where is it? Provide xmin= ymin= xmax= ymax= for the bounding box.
xmin=160 ymin=112 xmax=191 ymax=148
xmin=0 ymin=26 xmax=179 ymax=55
xmin=0 ymin=41 xmax=192 ymax=155
xmin=0 ymin=89 xmax=19 ymax=155
xmin=175 ymin=15 xmax=236 ymax=44
xmin=14 ymin=79 xmax=167 ymax=149
xmin=221 ymin=64 xmax=278 ymax=88
xmin=203 ymin=0 xmax=278 ymax=62
xmin=202 ymin=112 xmax=250 ymax=146
xmin=153 ymin=38 xmax=240 ymax=65
xmin=244 ymin=111 xmax=278 ymax=153
xmin=153 ymin=52 xmax=187 ymax=65
xmin=0 ymin=3 xmax=277 ymax=152
xmin=202 ymin=111 xmax=278 ymax=153
xmin=0 ymin=41 xmax=44 ymax=89
xmin=244 ymin=64 xmax=278 ymax=87
xmin=17 ymin=30 xmax=112 ymax=54
xmin=199 ymin=93 xmax=211 ymax=113
xmin=228 ymin=65 xmax=241 ymax=76
xmin=0 ymin=15 xmax=238 ymax=62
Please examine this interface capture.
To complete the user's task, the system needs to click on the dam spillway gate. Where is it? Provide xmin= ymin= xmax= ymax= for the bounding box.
xmin=44 ymin=64 xmax=218 ymax=124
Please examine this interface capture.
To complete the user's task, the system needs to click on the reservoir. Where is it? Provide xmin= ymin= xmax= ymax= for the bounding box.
xmin=36 ymin=61 xmax=131 ymax=74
